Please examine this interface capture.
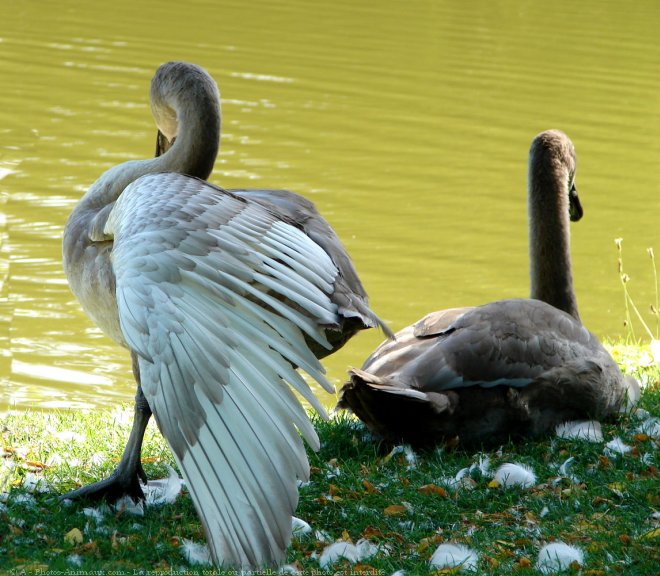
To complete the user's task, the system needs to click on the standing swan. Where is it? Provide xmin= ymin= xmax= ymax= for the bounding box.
xmin=338 ymin=130 xmax=637 ymax=448
xmin=62 ymin=61 xmax=388 ymax=568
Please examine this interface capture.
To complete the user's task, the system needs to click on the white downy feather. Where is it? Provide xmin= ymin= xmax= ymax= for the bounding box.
xmin=493 ymin=463 xmax=536 ymax=488
xmin=536 ymin=542 xmax=584 ymax=574
xmin=429 ymin=543 xmax=478 ymax=571
xmin=555 ymin=420 xmax=603 ymax=442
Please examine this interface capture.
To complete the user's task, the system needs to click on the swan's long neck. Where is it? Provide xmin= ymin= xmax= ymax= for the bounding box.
xmin=528 ymin=153 xmax=580 ymax=321
xmin=62 ymin=63 xmax=221 ymax=345
xmin=74 ymin=63 xmax=221 ymax=215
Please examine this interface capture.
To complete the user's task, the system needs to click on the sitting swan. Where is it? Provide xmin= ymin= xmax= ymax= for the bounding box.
xmin=62 ymin=61 xmax=388 ymax=568
xmin=338 ymin=130 xmax=638 ymax=448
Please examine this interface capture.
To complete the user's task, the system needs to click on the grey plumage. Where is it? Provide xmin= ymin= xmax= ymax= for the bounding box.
xmin=338 ymin=130 xmax=637 ymax=448
xmin=62 ymin=61 xmax=388 ymax=567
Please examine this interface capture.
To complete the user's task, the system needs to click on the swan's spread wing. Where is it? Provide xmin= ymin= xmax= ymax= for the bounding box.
xmin=105 ymin=173 xmax=338 ymax=567
xmin=231 ymin=188 xmax=392 ymax=337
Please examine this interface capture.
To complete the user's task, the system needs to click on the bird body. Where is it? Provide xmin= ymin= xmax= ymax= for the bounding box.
xmin=338 ymin=130 xmax=637 ymax=448
xmin=62 ymin=61 xmax=387 ymax=567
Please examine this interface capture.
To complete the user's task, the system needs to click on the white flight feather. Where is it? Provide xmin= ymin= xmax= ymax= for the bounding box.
xmin=109 ymin=174 xmax=342 ymax=568
xmin=175 ymin=284 xmax=333 ymax=411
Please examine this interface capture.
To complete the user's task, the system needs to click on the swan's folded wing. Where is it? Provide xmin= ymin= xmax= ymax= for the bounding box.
xmin=105 ymin=173 xmax=339 ymax=567
xmin=400 ymin=299 xmax=604 ymax=392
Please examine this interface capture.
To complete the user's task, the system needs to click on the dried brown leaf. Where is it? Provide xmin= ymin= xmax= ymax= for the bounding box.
xmin=383 ymin=504 xmax=407 ymax=516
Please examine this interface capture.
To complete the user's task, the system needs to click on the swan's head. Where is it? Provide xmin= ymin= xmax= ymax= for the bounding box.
xmin=529 ymin=129 xmax=582 ymax=222
xmin=150 ymin=61 xmax=220 ymax=146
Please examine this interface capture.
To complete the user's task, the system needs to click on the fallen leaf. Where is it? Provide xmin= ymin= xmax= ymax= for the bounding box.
xmin=341 ymin=529 xmax=352 ymax=542
xmin=383 ymin=505 xmax=407 ymax=516
xmin=362 ymin=526 xmax=385 ymax=540
xmin=419 ymin=484 xmax=448 ymax=498
xmin=352 ymin=564 xmax=379 ymax=575
xmin=78 ymin=541 xmax=97 ymax=554
xmin=362 ymin=480 xmax=379 ymax=494
xmin=639 ymin=527 xmax=660 ymax=540
xmin=64 ymin=528 xmax=83 ymax=545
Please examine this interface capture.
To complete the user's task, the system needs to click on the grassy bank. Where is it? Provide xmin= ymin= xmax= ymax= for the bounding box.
xmin=1 ymin=347 xmax=658 ymax=575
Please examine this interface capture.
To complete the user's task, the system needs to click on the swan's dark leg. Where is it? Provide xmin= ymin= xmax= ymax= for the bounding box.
xmin=61 ymin=354 xmax=152 ymax=503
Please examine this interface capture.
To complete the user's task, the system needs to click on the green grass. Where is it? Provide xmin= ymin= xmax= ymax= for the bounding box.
xmin=1 ymin=350 xmax=658 ymax=576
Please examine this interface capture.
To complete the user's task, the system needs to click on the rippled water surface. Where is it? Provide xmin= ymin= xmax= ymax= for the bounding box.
xmin=1 ymin=0 xmax=659 ymax=409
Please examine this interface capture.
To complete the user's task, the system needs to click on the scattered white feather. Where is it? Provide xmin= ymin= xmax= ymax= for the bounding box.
xmin=292 ymin=516 xmax=312 ymax=537
xmin=536 ymin=542 xmax=584 ymax=574
xmin=383 ymin=445 xmax=417 ymax=469
xmin=89 ymin=452 xmax=106 ymax=466
xmin=356 ymin=538 xmax=384 ymax=559
xmin=11 ymin=493 xmax=37 ymax=506
xmin=605 ymin=437 xmax=632 ymax=456
xmin=451 ymin=455 xmax=491 ymax=486
xmin=636 ymin=417 xmax=660 ymax=438
xmin=403 ymin=445 xmax=417 ymax=469
xmin=45 ymin=453 xmax=63 ymax=467
xmin=83 ymin=506 xmax=107 ymax=522
xmin=66 ymin=554 xmax=83 ymax=567
xmin=552 ymin=456 xmax=580 ymax=485
xmin=454 ymin=467 xmax=469 ymax=481
xmin=429 ymin=543 xmax=478 ymax=571
xmin=558 ymin=457 xmax=575 ymax=477
xmin=111 ymin=467 xmax=182 ymax=515
xmin=54 ymin=430 xmax=86 ymax=443
xmin=319 ymin=538 xmax=381 ymax=568
xmin=22 ymin=472 xmax=52 ymax=493
xmin=556 ymin=420 xmax=603 ymax=442
xmin=314 ymin=529 xmax=332 ymax=543
xmin=181 ymin=539 xmax=212 ymax=566
xmin=540 ymin=506 xmax=550 ymax=518
xmin=493 ymin=463 xmax=537 ymax=488
xmin=113 ymin=495 xmax=144 ymax=516
xmin=390 ymin=571 xmax=406 ymax=576
xmin=144 ymin=465 xmax=183 ymax=505
xmin=325 ymin=465 xmax=341 ymax=479
xmin=319 ymin=541 xmax=359 ymax=567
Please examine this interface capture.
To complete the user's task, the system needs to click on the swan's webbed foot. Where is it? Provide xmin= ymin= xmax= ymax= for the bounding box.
xmin=60 ymin=460 xmax=148 ymax=504
xmin=61 ymin=378 xmax=153 ymax=505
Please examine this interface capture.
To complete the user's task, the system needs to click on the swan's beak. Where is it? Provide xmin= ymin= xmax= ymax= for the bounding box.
xmin=155 ymin=130 xmax=175 ymax=157
xmin=568 ymin=182 xmax=583 ymax=222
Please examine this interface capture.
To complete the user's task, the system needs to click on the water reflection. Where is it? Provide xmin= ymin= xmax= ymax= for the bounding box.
xmin=1 ymin=0 xmax=658 ymax=410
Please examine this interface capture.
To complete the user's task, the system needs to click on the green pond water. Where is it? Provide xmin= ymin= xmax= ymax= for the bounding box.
xmin=1 ymin=0 xmax=658 ymax=409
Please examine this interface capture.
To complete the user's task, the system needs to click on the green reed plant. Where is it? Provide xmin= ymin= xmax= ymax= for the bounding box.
xmin=615 ymin=239 xmax=659 ymax=346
